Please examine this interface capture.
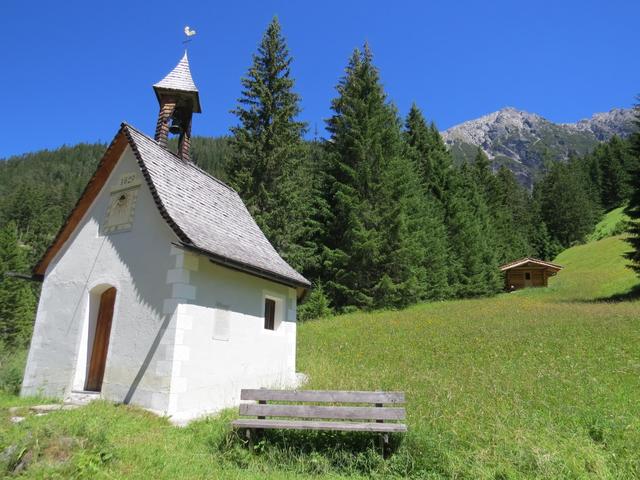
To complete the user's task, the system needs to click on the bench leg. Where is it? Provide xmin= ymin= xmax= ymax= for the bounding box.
xmin=379 ymin=433 xmax=389 ymax=458
xmin=245 ymin=428 xmax=253 ymax=449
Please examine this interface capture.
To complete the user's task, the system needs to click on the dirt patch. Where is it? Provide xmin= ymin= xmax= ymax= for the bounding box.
xmin=41 ymin=436 xmax=83 ymax=464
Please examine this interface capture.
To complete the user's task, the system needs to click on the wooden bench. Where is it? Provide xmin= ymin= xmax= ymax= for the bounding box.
xmin=232 ymin=389 xmax=407 ymax=455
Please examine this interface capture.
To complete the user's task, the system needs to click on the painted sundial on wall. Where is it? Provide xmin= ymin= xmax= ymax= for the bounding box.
xmin=103 ymin=172 xmax=142 ymax=234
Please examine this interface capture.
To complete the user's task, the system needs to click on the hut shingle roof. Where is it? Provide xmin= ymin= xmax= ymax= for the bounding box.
xmin=499 ymin=257 xmax=563 ymax=272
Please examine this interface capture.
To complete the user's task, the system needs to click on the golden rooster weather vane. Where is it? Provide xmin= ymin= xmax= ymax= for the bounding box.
xmin=183 ymin=26 xmax=197 ymax=46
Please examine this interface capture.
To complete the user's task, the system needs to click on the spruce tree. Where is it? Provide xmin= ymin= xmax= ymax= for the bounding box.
xmin=529 ymin=193 xmax=559 ymax=261
xmin=471 ymin=148 xmax=497 ymax=194
xmin=404 ymin=107 xmax=503 ymax=297
xmin=624 ymin=103 xmax=640 ymax=275
xmin=403 ymin=104 xmax=450 ymax=299
xmin=228 ymin=18 xmax=314 ymax=272
xmin=599 ymin=136 xmax=631 ymax=210
xmin=537 ymin=158 xmax=601 ymax=247
xmin=480 ymin=162 xmax=535 ymax=263
xmin=404 ymin=104 xmax=453 ymax=203
xmin=445 ymin=164 xmax=502 ymax=297
xmin=0 ymin=222 xmax=37 ymax=348
xmin=322 ymin=46 xmax=429 ymax=309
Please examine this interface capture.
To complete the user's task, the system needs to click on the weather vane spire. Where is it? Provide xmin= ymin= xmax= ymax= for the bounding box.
xmin=183 ymin=25 xmax=197 ymax=46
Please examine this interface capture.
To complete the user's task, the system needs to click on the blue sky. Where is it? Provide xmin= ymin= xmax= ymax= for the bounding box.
xmin=1 ymin=0 xmax=638 ymax=158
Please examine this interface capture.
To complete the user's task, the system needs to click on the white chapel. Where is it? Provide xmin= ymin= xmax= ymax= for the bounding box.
xmin=21 ymin=52 xmax=310 ymax=422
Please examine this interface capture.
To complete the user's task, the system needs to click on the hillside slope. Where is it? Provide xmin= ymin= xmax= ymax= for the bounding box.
xmin=2 ymin=235 xmax=639 ymax=479
xmin=588 ymin=205 xmax=629 ymax=242
xmin=298 ymin=234 xmax=640 ymax=478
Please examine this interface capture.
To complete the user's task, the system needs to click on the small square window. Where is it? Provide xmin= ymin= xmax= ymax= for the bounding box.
xmin=525 ymin=272 xmax=531 ymax=280
xmin=264 ymin=298 xmax=276 ymax=330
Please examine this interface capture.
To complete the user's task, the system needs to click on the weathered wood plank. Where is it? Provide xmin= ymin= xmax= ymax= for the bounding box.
xmin=240 ymin=390 xmax=405 ymax=404
xmin=239 ymin=403 xmax=406 ymax=420
xmin=232 ymin=419 xmax=408 ymax=433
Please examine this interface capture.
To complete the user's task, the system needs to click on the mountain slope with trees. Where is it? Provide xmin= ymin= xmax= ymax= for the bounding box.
xmin=0 ymin=20 xmax=637 ymax=350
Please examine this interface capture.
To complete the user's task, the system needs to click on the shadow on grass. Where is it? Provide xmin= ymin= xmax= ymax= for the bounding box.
xmin=217 ymin=429 xmax=413 ymax=477
xmin=587 ymin=283 xmax=640 ymax=303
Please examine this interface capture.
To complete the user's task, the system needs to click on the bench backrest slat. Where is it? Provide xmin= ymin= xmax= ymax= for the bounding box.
xmin=239 ymin=403 xmax=406 ymax=421
xmin=240 ymin=389 xmax=405 ymax=404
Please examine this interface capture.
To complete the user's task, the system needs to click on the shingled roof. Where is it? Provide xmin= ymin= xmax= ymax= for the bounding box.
xmin=499 ymin=257 xmax=563 ymax=272
xmin=124 ymin=124 xmax=309 ymax=288
xmin=153 ymin=52 xmax=201 ymax=113
xmin=34 ymin=123 xmax=310 ymax=291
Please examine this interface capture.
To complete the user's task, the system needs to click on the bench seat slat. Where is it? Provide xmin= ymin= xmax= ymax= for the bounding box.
xmin=232 ymin=419 xmax=407 ymax=433
xmin=240 ymin=389 xmax=405 ymax=404
xmin=239 ymin=403 xmax=405 ymax=420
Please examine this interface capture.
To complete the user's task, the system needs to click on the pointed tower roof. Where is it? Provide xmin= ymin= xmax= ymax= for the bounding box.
xmin=153 ymin=52 xmax=201 ymax=113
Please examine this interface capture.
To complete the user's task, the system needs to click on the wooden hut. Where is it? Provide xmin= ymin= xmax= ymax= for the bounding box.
xmin=499 ymin=257 xmax=562 ymax=291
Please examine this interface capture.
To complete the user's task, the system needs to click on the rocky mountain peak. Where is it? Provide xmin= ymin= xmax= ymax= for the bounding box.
xmin=442 ymin=107 xmax=635 ymax=188
xmin=567 ymin=108 xmax=635 ymax=141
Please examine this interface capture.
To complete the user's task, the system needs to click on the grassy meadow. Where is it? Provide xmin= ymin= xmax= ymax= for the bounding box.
xmin=587 ymin=206 xmax=629 ymax=242
xmin=1 ymin=231 xmax=639 ymax=478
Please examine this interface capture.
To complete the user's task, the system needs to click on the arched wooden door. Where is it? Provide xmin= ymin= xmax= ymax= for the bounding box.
xmin=85 ymin=287 xmax=117 ymax=392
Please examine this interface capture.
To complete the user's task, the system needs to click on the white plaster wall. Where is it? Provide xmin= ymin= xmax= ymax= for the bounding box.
xmin=168 ymin=258 xmax=298 ymax=422
xmin=21 ymin=143 xmax=300 ymax=422
xmin=21 ymin=146 xmax=179 ymax=413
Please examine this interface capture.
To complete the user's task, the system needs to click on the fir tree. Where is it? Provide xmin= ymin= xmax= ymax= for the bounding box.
xmin=404 ymin=107 xmax=503 ymax=297
xmin=599 ymin=136 xmax=631 ymax=210
xmin=624 ymin=103 xmax=640 ymax=275
xmin=536 ymin=158 xmax=601 ymax=248
xmin=471 ymin=148 xmax=496 ymax=194
xmin=322 ymin=46 xmax=429 ymax=309
xmin=403 ymin=104 xmax=450 ymax=299
xmin=228 ymin=18 xmax=314 ymax=272
xmin=446 ymin=164 xmax=502 ymax=297
xmin=404 ymin=104 xmax=453 ymax=203
xmin=0 ymin=222 xmax=37 ymax=348
xmin=478 ymin=162 xmax=537 ymax=263
xmin=297 ymin=282 xmax=332 ymax=321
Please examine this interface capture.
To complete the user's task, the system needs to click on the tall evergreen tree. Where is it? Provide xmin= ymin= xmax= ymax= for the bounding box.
xmin=528 ymin=194 xmax=559 ymax=260
xmin=404 ymin=108 xmax=502 ymax=297
xmin=624 ymin=103 xmax=640 ymax=275
xmin=536 ymin=158 xmax=601 ymax=248
xmin=0 ymin=222 xmax=36 ymax=348
xmin=491 ymin=166 xmax=537 ymax=262
xmin=322 ymin=46 xmax=429 ymax=309
xmin=228 ymin=17 xmax=315 ymax=272
xmin=403 ymin=104 xmax=450 ymax=299
xmin=446 ymin=163 xmax=502 ymax=297
xmin=404 ymin=104 xmax=453 ymax=203
xmin=470 ymin=152 xmax=541 ymax=264
xmin=471 ymin=148 xmax=497 ymax=195
xmin=598 ymin=136 xmax=632 ymax=210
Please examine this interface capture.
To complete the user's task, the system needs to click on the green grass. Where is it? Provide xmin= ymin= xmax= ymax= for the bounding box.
xmin=588 ymin=206 xmax=629 ymax=242
xmin=2 ymin=235 xmax=639 ymax=478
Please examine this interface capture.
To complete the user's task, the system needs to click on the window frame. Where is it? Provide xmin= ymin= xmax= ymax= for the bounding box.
xmin=264 ymin=298 xmax=276 ymax=331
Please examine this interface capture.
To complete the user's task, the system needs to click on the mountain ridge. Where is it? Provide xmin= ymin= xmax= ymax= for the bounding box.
xmin=442 ymin=107 xmax=635 ymax=187
xmin=2 ymin=107 xmax=635 ymax=190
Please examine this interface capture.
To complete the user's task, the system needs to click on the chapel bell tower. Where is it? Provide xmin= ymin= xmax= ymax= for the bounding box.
xmin=153 ymin=52 xmax=201 ymax=162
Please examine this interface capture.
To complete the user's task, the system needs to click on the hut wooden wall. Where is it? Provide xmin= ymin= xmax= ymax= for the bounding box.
xmin=504 ymin=266 xmax=549 ymax=290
